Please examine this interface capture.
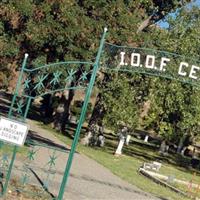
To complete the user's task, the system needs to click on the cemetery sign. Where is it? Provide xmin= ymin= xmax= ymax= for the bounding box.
xmin=103 ymin=43 xmax=200 ymax=85
xmin=119 ymin=52 xmax=200 ymax=80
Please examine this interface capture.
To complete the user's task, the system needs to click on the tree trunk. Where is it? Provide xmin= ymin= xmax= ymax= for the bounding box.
xmin=81 ymin=93 xmax=105 ymax=145
xmin=137 ymin=12 xmax=164 ymax=33
xmin=81 ymin=72 xmax=110 ymax=146
xmin=88 ymin=93 xmax=105 ymax=126
xmin=53 ymin=66 xmax=83 ymax=133
xmin=51 ymin=86 xmax=74 ymax=133
xmin=40 ymin=94 xmax=54 ymax=124
xmin=60 ymin=89 xmax=75 ymax=133
xmin=177 ymin=136 xmax=185 ymax=154
xmin=52 ymin=94 xmax=65 ymax=131
xmin=137 ymin=15 xmax=153 ymax=33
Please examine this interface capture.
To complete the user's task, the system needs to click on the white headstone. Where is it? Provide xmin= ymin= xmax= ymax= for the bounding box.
xmin=125 ymin=135 xmax=131 ymax=145
xmin=144 ymin=135 xmax=149 ymax=143
xmin=115 ymin=137 xmax=125 ymax=155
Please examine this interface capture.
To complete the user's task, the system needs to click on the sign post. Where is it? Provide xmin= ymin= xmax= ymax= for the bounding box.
xmin=1 ymin=53 xmax=29 ymax=196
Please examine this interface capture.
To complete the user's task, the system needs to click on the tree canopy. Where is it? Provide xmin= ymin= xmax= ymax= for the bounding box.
xmin=1 ymin=0 xmax=200 ymax=148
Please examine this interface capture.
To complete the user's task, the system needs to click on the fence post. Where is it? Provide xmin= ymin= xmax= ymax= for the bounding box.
xmin=8 ymin=54 xmax=29 ymax=119
xmin=2 ymin=54 xmax=28 ymax=196
xmin=57 ymin=28 xmax=107 ymax=200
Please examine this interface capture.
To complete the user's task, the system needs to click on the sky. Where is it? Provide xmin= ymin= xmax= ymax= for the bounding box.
xmin=158 ymin=0 xmax=200 ymax=28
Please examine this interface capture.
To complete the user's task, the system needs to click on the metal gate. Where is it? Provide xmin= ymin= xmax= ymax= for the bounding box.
xmin=0 ymin=28 xmax=107 ymax=199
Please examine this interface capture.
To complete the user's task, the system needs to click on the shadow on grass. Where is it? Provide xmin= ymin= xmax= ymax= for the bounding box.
xmin=0 ymin=91 xmax=13 ymax=101
xmin=104 ymin=139 xmax=162 ymax=163
xmin=102 ymin=132 xmax=199 ymax=176
xmin=25 ymin=130 xmax=71 ymax=152
xmin=0 ymin=104 xmax=10 ymax=117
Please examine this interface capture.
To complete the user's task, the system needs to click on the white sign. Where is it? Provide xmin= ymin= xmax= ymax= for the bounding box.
xmin=0 ymin=117 xmax=29 ymax=146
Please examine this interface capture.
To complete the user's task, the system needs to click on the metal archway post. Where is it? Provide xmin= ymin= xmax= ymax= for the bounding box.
xmin=2 ymin=53 xmax=29 ymax=196
xmin=57 ymin=28 xmax=107 ymax=200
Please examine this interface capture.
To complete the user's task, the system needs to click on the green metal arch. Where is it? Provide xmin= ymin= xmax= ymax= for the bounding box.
xmin=102 ymin=42 xmax=200 ymax=88
xmin=105 ymin=42 xmax=200 ymax=63
xmin=22 ymin=86 xmax=85 ymax=99
xmin=21 ymin=59 xmax=94 ymax=99
xmin=24 ymin=61 xmax=94 ymax=72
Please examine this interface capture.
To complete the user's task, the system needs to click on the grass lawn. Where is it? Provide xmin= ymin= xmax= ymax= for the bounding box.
xmin=0 ymin=141 xmax=28 ymax=158
xmin=39 ymin=123 xmax=200 ymax=200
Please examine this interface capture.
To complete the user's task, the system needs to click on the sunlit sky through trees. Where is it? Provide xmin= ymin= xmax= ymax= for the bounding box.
xmin=158 ymin=0 xmax=200 ymax=28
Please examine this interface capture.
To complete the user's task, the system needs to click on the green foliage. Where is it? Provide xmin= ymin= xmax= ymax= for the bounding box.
xmin=13 ymin=0 xmax=34 ymax=17
xmin=139 ymin=6 xmax=200 ymax=144
xmin=0 ymin=35 xmax=19 ymax=57
xmin=0 ymin=0 xmax=188 ymax=88
xmin=143 ymin=79 xmax=200 ymax=142
xmin=147 ymin=6 xmax=200 ymax=58
xmin=71 ymin=100 xmax=92 ymax=120
xmin=102 ymin=73 xmax=138 ymax=132
xmin=31 ymin=55 xmax=47 ymax=67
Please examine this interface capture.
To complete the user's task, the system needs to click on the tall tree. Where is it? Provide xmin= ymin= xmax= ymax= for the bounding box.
xmin=142 ymin=5 xmax=200 ymax=151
